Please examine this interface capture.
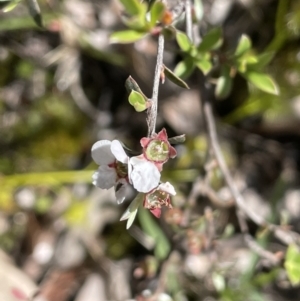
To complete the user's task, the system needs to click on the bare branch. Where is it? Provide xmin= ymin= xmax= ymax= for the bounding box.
xmin=147 ymin=34 xmax=165 ymax=137
xmin=185 ymin=0 xmax=193 ymax=41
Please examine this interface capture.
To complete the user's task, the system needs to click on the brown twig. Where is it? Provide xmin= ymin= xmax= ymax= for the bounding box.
xmin=147 ymin=34 xmax=165 ymax=137
xmin=202 ymin=97 xmax=300 ymax=246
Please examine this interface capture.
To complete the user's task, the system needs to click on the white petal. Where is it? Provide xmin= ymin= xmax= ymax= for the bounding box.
xmin=91 ymin=140 xmax=115 ymax=165
xmin=115 ymin=182 xmax=127 ymax=204
xmin=111 ymin=140 xmax=128 ymax=164
xmin=158 ymin=182 xmax=176 ymax=195
xmin=129 ymin=157 xmax=161 ymax=193
xmin=92 ymin=165 xmax=117 ymax=189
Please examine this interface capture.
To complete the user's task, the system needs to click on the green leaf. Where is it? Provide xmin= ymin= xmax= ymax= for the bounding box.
xmin=26 ymin=0 xmax=43 ymax=27
xmin=197 ymin=27 xmax=223 ymax=52
xmin=168 ymin=134 xmax=186 ymax=144
xmin=120 ymin=193 xmax=144 ymax=229
xmin=195 ymin=59 xmax=212 ymax=75
xmin=149 ymin=1 xmax=165 ymax=27
xmin=162 ymin=25 xmax=176 ymax=40
xmin=215 ymin=65 xmax=233 ymax=99
xmin=234 ymin=34 xmax=252 ymax=57
xmin=2 ymin=0 xmax=21 ymax=12
xmin=120 ymin=0 xmax=143 ymax=16
xmin=138 ymin=208 xmax=171 ymax=260
xmin=176 ymin=31 xmax=192 ymax=52
xmin=125 ymin=76 xmax=148 ymax=99
xmin=128 ymin=90 xmax=148 ymax=112
xmin=0 ymin=1 xmax=10 ymax=10
xmin=244 ymin=71 xmax=279 ymax=95
xmin=252 ymin=52 xmax=275 ymax=69
xmin=174 ymin=57 xmax=195 ymax=79
xmin=285 ymin=244 xmax=300 ymax=285
xmin=110 ymin=30 xmax=146 ymax=43
xmin=163 ymin=65 xmax=190 ymax=89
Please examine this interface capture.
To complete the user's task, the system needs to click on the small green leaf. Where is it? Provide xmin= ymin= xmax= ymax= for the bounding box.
xmin=195 ymin=59 xmax=212 ymax=75
xmin=0 ymin=1 xmax=10 ymax=10
xmin=244 ymin=55 xmax=258 ymax=64
xmin=174 ymin=57 xmax=195 ymax=79
xmin=125 ymin=76 xmax=148 ymax=100
xmin=122 ymin=17 xmax=145 ymax=31
xmin=197 ymin=27 xmax=223 ymax=52
xmin=176 ymin=31 xmax=192 ymax=52
xmin=138 ymin=208 xmax=171 ymax=260
xmin=26 ymin=0 xmax=43 ymax=27
xmin=215 ymin=65 xmax=233 ymax=99
xmin=2 ymin=0 xmax=21 ymax=12
xmin=120 ymin=0 xmax=143 ymax=15
xmin=162 ymin=25 xmax=176 ymax=40
xmin=163 ymin=65 xmax=190 ymax=89
xmin=234 ymin=34 xmax=252 ymax=57
xmin=128 ymin=90 xmax=148 ymax=112
xmin=110 ymin=30 xmax=146 ymax=43
xmin=285 ymin=244 xmax=300 ymax=285
xmin=149 ymin=1 xmax=165 ymax=27
xmin=252 ymin=52 xmax=275 ymax=69
xmin=244 ymin=71 xmax=279 ymax=95
xmin=168 ymin=134 xmax=186 ymax=144
xmin=120 ymin=193 xmax=144 ymax=229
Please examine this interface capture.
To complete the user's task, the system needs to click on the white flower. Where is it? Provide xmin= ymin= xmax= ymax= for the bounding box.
xmin=129 ymin=156 xmax=161 ymax=193
xmin=91 ymin=139 xmax=129 ymax=204
xmin=91 ymin=139 xmax=161 ymax=199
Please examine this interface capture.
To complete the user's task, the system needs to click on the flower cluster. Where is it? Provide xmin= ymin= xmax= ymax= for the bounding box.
xmin=91 ymin=129 xmax=177 ymax=220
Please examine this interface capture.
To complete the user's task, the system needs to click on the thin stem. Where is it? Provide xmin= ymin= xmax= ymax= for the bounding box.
xmin=203 ymin=99 xmax=266 ymax=226
xmin=202 ymin=96 xmax=300 ymax=246
xmin=147 ymin=34 xmax=165 ymax=137
xmin=185 ymin=0 xmax=193 ymax=41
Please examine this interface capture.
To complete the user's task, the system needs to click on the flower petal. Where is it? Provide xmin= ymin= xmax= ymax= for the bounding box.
xmin=150 ymin=208 xmax=161 ymax=218
xmin=129 ymin=157 xmax=161 ymax=193
xmin=158 ymin=182 xmax=176 ymax=195
xmin=140 ymin=137 xmax=150 ymax=148
xmin=169 ymin=146 xmax=177 ymax=158
xmin=92 ymin=165 xmax=117 ymax=189
xmin=91 ymin=140 xmax=115 ymax=165
xmin=111 ymin=140 xmax=128 ymax=164
xmin=156 ymin=128 xmax=168 ymax=141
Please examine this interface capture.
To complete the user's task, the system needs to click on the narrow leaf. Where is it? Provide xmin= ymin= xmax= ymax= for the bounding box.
xmin=235 ymin=34 xmax=252 ymax=57
xmin=150 ymin=1 xmax=165 ymax=27
xmin=215 ymin=65 xmax=233 ymax=99
xmin=197 ymin=27 xmax=223 ymax=52
xmin=0 ymin=1 xmax=10 ymax=10
xmin=125 ymin=76 xmax=148 ymax=100
xmin=176 ymin=31 xmax=192 ymax=52
xmin=120 ymin=0 xmax=143 ymax=15
xmin=26 ymin=0 xmax=43 ymax=27
xmin=2 ymin=0 xmax=21 ymax=12
xmin=138 ymin=208 xmax=171 ymax=260
xmin=244 ymin=71 xmax=279 ymax=95
xmin=128 ymin=90 xmax=147 ymax=112
xmin=195 ymin=59 xmax=212 ymax=75
xmin=120 ymin=193 xmax=144 ymax=223
xmin=253 ymin=52 xmax=275 ymax=69
xmin=168 ymin=134 xmax=186 ymax=144
xmin=285 ymin=244 xmax=300 ymax=285
xmin=174 ymin=57 xmax=195 ymax=79
xmin=110 ymin=30 xmax=146 ymax=44
xmin=163 ymin=65 xmax=190 ymax=89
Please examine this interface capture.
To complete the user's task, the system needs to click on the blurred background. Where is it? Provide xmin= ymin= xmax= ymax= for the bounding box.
xmin=1 ymin=0 xmax=300 ymax=300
